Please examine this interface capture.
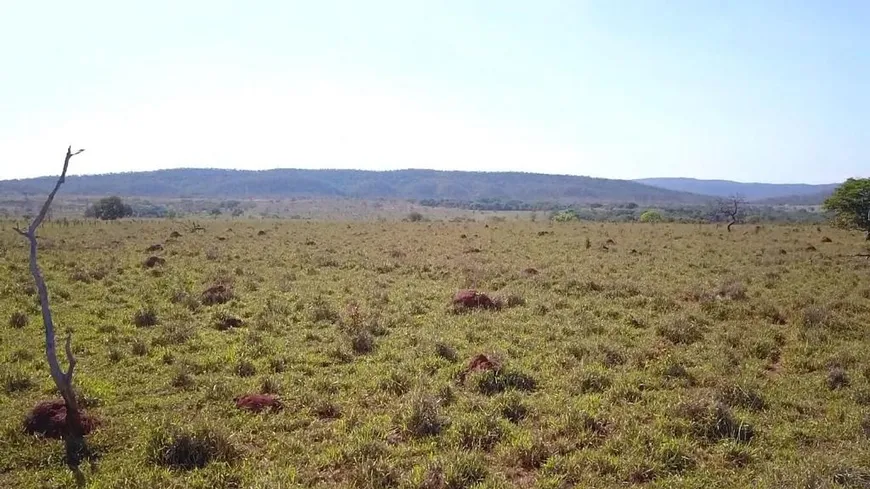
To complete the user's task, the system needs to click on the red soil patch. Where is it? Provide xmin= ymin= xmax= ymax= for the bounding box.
xmin=23 ymin=399 xmax=98 ymax=439
xmin=459 ymin=353 xmax=501 ymax=383
xmin=235 ymin=394 xmax=283 ymax=413
xmin=467 ymin=353 xmax=500 ymax=373
xmin=452 ymin=290 xmax=501 ymax=312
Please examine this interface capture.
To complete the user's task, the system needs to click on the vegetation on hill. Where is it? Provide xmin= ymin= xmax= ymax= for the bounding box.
xmin=636 ymin=178 xmax=838 ymax=202
xmin=0 ymin=169 xmax=712 ymax=204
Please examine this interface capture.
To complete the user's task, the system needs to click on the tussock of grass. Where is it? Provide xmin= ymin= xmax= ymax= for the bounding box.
xmin=146 ymin=424 xmax=238 ymax=470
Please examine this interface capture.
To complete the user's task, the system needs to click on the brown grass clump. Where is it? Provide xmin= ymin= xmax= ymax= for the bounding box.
xmin=147 ymin=425 xmax=238 ymax=470
xmin=24 ymin=399 xmax=99 ymax=439
xmin=214 ymin=312 xmax=243 ymax=330
xmin=8 ymin=311 xmax=28 ymax=328
xmin=202 ymin=284 xmax=234 ymax=305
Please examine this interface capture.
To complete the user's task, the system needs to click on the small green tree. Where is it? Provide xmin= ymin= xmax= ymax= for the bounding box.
xmin=86 ymin=196 xmax=132 ymax=220
xmin=823 ymin=178 xmax=870 ymax=240
xmin=551 ymin=209 xmax=579 ymax=222
xmin=640 ymin=210 xmax=663 ymax=223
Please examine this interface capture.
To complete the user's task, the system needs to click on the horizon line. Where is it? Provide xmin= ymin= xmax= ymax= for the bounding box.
xmin=0 ymin=166 xmax=843 ymax=187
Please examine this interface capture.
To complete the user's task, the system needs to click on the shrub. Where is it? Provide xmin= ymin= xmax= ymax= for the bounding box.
xmin=802 ymin=306 xmax=830 ymax=328
xmin=408 ymin=212 xmax=425 ymax=222
xmin=640 ymin=210 xmax=663 ymax=223
xmin=146 ymin=424 xmax=238 ymax=470
xmin=498 ymin=393 xmax=529 ymax=423
xmin=213 ymin=311 xmax=243 ymax=331
xmin=312 ymin=399 xmax=342 ymax=420
xmin=8 ymin=311 xmax=28 ymax=328
xmin=403 ymin=394 xmax=449 ymax=438
xmin=502 ymin=293 xmax=526 ymax=308
xmin=235 ymin=359 xmax=256 ymax=377
xmin=657 ymin=439 xmax=696 ymax=474
xmin=657 ymin=317 xmax=705 ymax=345
xmin=473 ymin=369 xmax=537 ymax=395
xmin=435 ymin=342 xmax=459 ymax=362
xmin=201 ymin=284 xmax=234 ymax=306
xmin=133 ymin=306 xmax=158 ymax=327
xmin=3 ymin=371 xmax=34 ymax=394
xmin=170 ymin=370 xmax=195 ymax=390
xmin=453 ymin=414 xmax=504 ymax=451
xmin=350 ymin=330 xmax=375 ymax=355
xmin=717 ymin=384 xmax=766 ymax=411
xmin=717 ymin=279 xmax=747 ymax=300
xmin=444 ymin=453 xmax=488 ymax=489
xmin=131 ymin=339 xmax=149 ymax=356
xmin=827 ymin=367 xmax=850 ymax=390
xmin=678 ymin=400 xmax=755 ymax=443
xmin=576 ymin=370 xmax=612 ymax=394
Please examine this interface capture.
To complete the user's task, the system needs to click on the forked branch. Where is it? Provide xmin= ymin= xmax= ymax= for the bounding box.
xmin=15 ymin=146 xmax=89 ymax=471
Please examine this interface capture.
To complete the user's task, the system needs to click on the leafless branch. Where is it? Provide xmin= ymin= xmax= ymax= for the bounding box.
xmin=717 ymin=194 xmax=745 ymax=232
xmin=15 ymin=146 xmax=88 ymax=472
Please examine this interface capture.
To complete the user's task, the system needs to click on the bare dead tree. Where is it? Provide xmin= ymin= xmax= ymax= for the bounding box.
xmin=717 ymin=194 xmax=745 ymax=232
xmin=14 ymin=146 xmax=90 ymax=474
xmin=189 ymin=221 xmax=205 ymax=233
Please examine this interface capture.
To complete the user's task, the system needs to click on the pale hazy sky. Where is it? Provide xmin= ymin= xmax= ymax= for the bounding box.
xmin=1 ymin=1 xmax=867 ymax=183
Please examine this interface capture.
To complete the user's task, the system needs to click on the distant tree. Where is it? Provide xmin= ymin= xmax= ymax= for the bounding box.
xmin=625 ymin=202 xmax=638 ymax=209
xmin=86 ymin=196 xmax=132 ymax=220
xmin=823 ymin=178 xmax=870 ymax=240
xmin=407 ymin=211 xmax=424 ymax=222
xmin=209 ymin=208 xmax=222 ymax=216
xmin=717 ymin=195 xmax=745 ymax=232
xmin=639 ymin=209 xmax=663 ymax=223
xmin=551 ymin=209 xmax=579 ymax=222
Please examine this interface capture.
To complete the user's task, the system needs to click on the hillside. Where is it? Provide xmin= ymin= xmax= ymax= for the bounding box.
xmin=635 ymin=177 xmax=838 ymax=202
xmin=0 ymin=168 xmax=712 ymax=204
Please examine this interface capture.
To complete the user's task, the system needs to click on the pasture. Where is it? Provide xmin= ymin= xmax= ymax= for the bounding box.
xmin=1 ymin=219 xmax=869 ymax=488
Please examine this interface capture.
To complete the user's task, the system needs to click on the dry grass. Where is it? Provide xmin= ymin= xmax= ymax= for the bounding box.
xmin=1 ymin=219 xmax=869 ymax=488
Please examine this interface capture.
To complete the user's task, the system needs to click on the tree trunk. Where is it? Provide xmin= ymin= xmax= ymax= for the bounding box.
xmin=15 ymin=147 xmax=90 ymax=475
xmin=727 ymin=220 xmax=735 ymax=232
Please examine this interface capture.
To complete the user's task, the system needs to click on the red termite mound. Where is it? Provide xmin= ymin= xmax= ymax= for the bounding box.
xmin=24 ymin=399 xmax=98 ymax=439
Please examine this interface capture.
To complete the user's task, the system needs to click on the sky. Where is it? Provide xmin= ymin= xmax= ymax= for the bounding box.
xmin=0 ymin=1 xmax=867 ymax=183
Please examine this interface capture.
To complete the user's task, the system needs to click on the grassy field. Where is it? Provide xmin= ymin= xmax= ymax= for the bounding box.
xmin=2 ymin=219 xmax=870 ymax=488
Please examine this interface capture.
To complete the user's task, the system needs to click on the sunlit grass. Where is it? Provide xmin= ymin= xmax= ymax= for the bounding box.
xmin=1 ymin=219 xmax=869 ymax=488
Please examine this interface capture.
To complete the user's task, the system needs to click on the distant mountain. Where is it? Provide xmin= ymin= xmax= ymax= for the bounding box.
xmin=635 ymin=178 xmax=839 ymax=203
xmin=753 ymin=190 xmax=835 ymax=206
xmin=0 ymin=168 xmax=712 ymax=205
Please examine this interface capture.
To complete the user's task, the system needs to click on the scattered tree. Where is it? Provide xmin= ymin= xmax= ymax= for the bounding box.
xmin=551 ymin=209 xmax=579 ymax=222
xmin=640 ymin=209 xmax=663 ymax=223
xmin=823 ymin=178 xmax=870 ymax=240
xmin=85 ymin=196 xmax=132 ymax=220
xmin=407 ymin=212 xmax=424 ymax=222
xmin=14 ymin=146 xmax=92 ymax=478
xmin=717 ymin=195 xmax=745 ymax=232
